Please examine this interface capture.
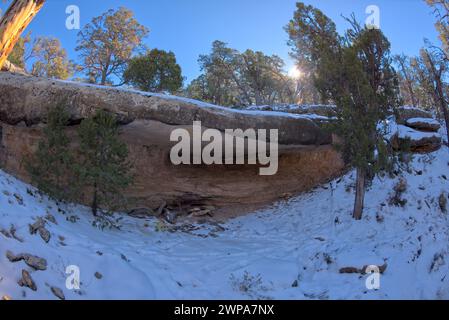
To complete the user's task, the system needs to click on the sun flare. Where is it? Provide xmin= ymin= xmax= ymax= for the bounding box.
xmin=288 ymin=66 xmax=303 ymax=79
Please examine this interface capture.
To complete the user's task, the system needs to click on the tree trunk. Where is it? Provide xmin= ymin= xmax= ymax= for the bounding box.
xmin=436 ymin=80 xmax=449 ymax=146
xmin=92 ymin=183 xmax=98 ymax=216
xmin=0 ymin=0 xmax=45 ymax=70
xmin=425 ymin=49 xmax=449 ymax=146
xmin=398 ymin=58 xmax=417 ymax=107
xmin=353 ymin=167 xmax=366 ymax=220
xmin=100 ymin=70 xmax=107 ymax=86
xmin=406 ymin=79 xmax=417 ymax=107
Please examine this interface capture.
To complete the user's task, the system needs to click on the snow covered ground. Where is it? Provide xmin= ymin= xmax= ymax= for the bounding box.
xmin=1 ymin=146 xmax=449 ymax=300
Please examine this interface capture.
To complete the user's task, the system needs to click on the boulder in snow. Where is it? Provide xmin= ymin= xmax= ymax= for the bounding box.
xmin=6 ymin=250 xmax=22 ymax=262
xmin=396 ymin=106 xmax=433 ymax=124
xmin=22 ymin=254 xmax=47 ymax=271
xmin=390 ymin=125 xmax=442 ymax=153
xmin=6 ymin=251 xmax=47 ymax=270
xmin=38 ymin=227 xmax=51 ymax=243
xmin=406 ymin=117 xmax=441 ymax=132
xmin=18 ymin=270 xmax=36 ymax=291
xmin=51 ymin=287 xmax=65 ymax=300
xmin=29 ymin=217 xmax=45 ymax=234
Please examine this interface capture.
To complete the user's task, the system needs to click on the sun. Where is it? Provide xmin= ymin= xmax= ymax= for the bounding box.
xmin=288 ymin=66 xmax=303 ymax=79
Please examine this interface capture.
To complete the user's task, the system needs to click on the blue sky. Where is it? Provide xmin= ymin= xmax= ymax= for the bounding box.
xmin=1 ymin=0 xmax=441 ymax=83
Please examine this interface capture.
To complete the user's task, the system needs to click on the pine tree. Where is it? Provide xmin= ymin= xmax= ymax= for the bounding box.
xmin=25 ymin=102 xmax=76 ymax=201
xmin=77 ymin=110 xmax=132 ymax=216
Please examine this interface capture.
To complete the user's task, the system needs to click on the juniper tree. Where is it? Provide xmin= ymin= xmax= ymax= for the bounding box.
xmin=124 ymin=49 xmax=183 ymax=93
xmin=287 ymin=3 xmax=399 ymax=220
xmin=26 ymin=103 xmax=76 ymax=201
xmin=77 ymin=110 xmax=132 ymax=216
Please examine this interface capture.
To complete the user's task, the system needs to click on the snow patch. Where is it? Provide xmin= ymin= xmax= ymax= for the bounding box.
xmin=1 ymin=147 xmax=449 ymax=299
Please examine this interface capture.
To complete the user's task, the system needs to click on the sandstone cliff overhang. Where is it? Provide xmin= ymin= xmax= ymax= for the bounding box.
xmin=0 ymin=72 xmax=331 ymax=146
xmin=0 ymin=72 xmax=344 ymax=218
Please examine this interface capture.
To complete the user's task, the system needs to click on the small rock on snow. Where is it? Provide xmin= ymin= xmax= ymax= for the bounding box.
xmin=18 ymin=270 xmax=37 ymax=291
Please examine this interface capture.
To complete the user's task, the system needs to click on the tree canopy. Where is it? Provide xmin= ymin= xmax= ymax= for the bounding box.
xmin=124 ymin=49 xmax=183 ymax=93
xmin=76 ymin=7 xmax=149 ymax=85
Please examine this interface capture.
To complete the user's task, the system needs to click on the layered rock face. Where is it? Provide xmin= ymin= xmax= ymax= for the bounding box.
xmin=390 ymin=106 xmax=443 ymax=153
xmin=0 ymin=72 xmax=345 ymax=217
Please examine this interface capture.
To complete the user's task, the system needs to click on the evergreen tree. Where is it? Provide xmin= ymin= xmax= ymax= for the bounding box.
xmin=76 ymin=7 xmax=148 ymax=85
xmin=196 ymin=40 xmax=241 ymax=106
xmin=287 ymin=3 xmax=399 ymax=220
xmin=7 ymin=35 xmax=29 ymax=68
xmin=187 ymin=40 xmax=300 ymax=107
xmin=238 ymin=49 xmax=293 ymax=106
xmin=29 ymin=36 xmax=75 ymax=79
xmin=123 ymin=49 xmax=183 ymax=93
xmin=77 ymin=110 xmax=132 ymax=216
xmin=25 ymin=103 xmax=76 ymax=201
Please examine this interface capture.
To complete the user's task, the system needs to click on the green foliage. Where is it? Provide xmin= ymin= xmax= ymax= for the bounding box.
xmin=77 ymin=110 xmax=133 ymax=216
xmin=285 ymin=2 xmax=340 ymax=105
xmin=288 ymin=4 xmax=399 ymax=177
xmin=332 ymin=28 xmax=399 ymax=173
xmin=25 ymin=103 xmax=76 ymax=202
xmin=186 ymin=40 xmax=299 ymax=107
xmin=26 ymin=106 xmax=133 ymax=216
xmin=76 ymin=7 xmax=149 ymax=85
xmin=30 ymin=37 xmax=75 ymax=80
xmin=191 ymin=40 xmax=243 ymax=106
xmin=287 ymin=3 xmax=400 ymax=219
xmin=124 ymin=49 xmax=183 ymax=93
xmin=8 ymin=35 xmax=30 ymax=68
